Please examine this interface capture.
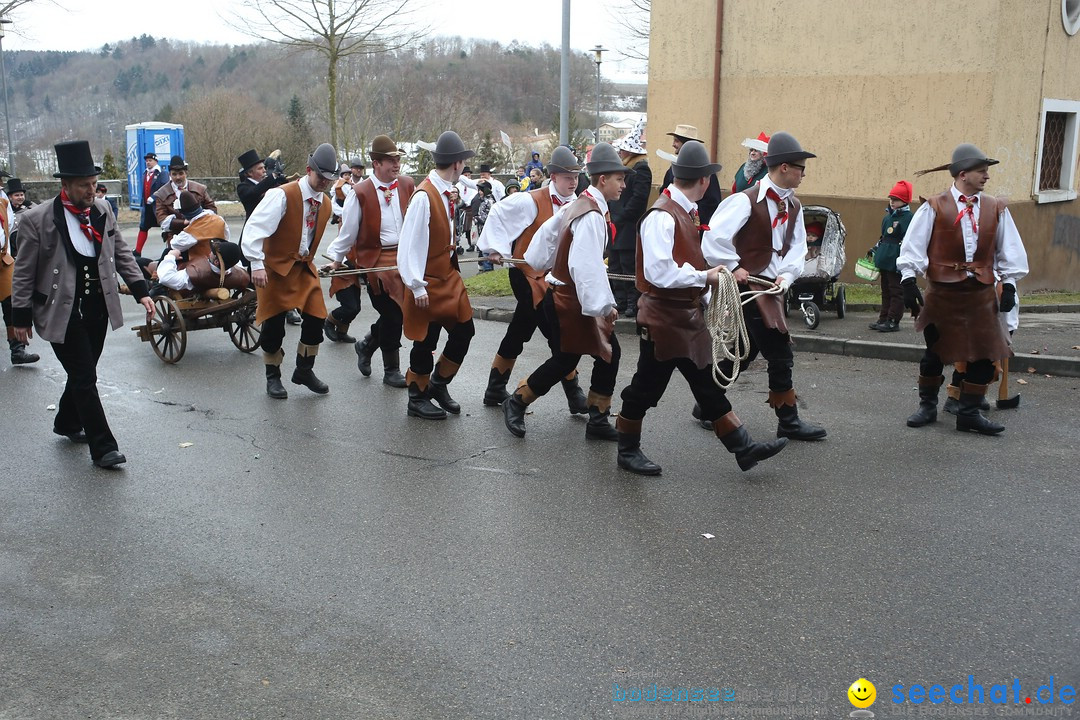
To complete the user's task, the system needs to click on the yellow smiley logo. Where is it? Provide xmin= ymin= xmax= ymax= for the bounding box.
xmin=848 ymin=678 xmax=876 ymax=708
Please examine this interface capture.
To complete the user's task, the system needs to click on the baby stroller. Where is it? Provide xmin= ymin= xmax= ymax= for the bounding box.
xmin=786 ymin=205 xmax=847 ymax=329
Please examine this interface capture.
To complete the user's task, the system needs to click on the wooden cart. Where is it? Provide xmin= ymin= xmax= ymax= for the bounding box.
xmin=133 ymin=288 xmax=261 ymax=364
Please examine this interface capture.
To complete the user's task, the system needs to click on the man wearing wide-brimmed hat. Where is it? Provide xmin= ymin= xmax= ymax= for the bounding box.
xmin=478 ymin=164 xmax=505 ymax=201
xmin=608 ymin=119 xmax=651 ymax=318
xmin=236 ymin=148 xmax=287 ymax=221
xmin=323 ymin=134 xmax=414 ymax=387
xmin=897 ymin=143 xmax=1028 ymax=435
xmin=615 ymin=140 xmax=789 ymax=476
xmin=153 ymin=154 xmax=217 ymax=245
xmin=733 ymin=131 xmax=770 ymax=194
xmin=397 ymin=130 xmax=478 ymax=420
xmin=241 ymin=142 xmax=339 ymax=399
xmin=135 ymin=151 xmax=168 ymax=256
xmin=11 ymin=141 xmax=156 ymax=468
xmin=701 ymin=131 xmax=828 ymax=442
xmin=476 ymin=145 xmax=588 ymax=413
xmin=501 ymin=142 xmax=629 ymax=441
xmin=659 ymin=124 xmax=723 ymax=225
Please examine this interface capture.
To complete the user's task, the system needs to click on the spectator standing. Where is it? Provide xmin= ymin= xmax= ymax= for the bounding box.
xmin=869 ymin=180 xmax=913 ymax=332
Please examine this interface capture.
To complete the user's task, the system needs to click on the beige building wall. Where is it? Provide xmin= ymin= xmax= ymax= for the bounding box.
xmin=648 ymin=0 xmax=1080 ymax=290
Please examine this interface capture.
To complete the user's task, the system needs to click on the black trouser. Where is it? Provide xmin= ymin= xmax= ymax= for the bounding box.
xmin=525 ymin=292 xmax=620 ymax=397
xmin=716 ymin=295 xmax=794 ymax=391
xmin=50 ymin=293 xmax=118 ymax=462
xmin=330 ymin=285 xmax=363 ymax=325
xmin=260 ymin=312 xmax=324 ymax=354
xmin=357 ymin=286 xmax=404 ymax=352
xmin=1 ymin=295 xmax=12 ymax=327
xmin=409 ymin=319 xmax=475 ymax=376
xmin=620 ymin=337 xmax=732 ymax=423
xmin=920 ymin=324 xmax=994 ymax=384
xmin=496 ymin=267 xmax=551 ymax=359
xmin=878 ymin=269 xmax=904 ymax=322
xmin=608 ymin=247 xmax=639 ymax=309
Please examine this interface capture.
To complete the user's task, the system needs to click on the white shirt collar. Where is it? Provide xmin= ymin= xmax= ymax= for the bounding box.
xmin=951 ymin=185 xmax=980 ymax=202
xmin=582 ymin=186 xmax=609 ymax=215
xmin=426 ymin=170 xmax=456 ymax=195
xmin=664 ymin=184 xmax=696 ymax=214
xmin=757 ymin=175 xmax=792 ymax=201
xmin=549 ymin=185 xmax=576 ymax=206
xmin=299 ymin=175 xmax=321 ymax=202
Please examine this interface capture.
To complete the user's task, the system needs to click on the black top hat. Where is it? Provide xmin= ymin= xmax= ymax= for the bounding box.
xmin=168 ymin=155 xmax=188 ymax=171
xmin=237 ymin=149 xmax=262 ymax=172
xmin=670 ymin=140 xmax=722 ymax=180
xmin=431 ymin=131 xmax=475 ymax=164
xmin=479 ymin=164 xmax=493 ymax=173
xmin=53 ymin=141 xmax=102 ymax=178
xmin=6 ymin=178 xmax=24 ymax=194
xmin=145 ymin=151 xmax=158 ymax=160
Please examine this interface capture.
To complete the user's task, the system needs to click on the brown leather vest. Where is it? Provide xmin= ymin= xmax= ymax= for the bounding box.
xmin=732 ymin=186 xmax=800 ymax=276
xmin=925 ymin=189 xmax=1001 ymax=285
xmin=635 ymin=194 xmax=707 ymax=301
xmin=512 ymin=188 xmax=556 ymax=257
xmin=551 ymin=194 xmax=603 ymax=285
xmin=352 ymin=175 xmax=415 ymax=268
xmin=182 ymin=213 xmax=227 ymax=261
xmin=185 ymin=257 xmax=250 ymax=290
xmin=262 ymin=181 xmax=332 ymax=277
xmin=334 ymin=178 xmax=349 ymax=204
xmin=417 ymin=179 xmax=455 ymax=279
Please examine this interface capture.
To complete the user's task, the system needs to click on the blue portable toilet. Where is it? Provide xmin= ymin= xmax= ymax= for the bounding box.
xmin=125 ymin=122 xmax=185 ymax=209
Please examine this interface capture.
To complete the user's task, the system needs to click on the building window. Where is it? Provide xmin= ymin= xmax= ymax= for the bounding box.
xmin=1034 ymin=99 xmax=1080 ymax=203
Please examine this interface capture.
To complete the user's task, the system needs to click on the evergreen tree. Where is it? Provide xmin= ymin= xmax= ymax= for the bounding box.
xmin=101 ymin=149 xmax=124 ymax=179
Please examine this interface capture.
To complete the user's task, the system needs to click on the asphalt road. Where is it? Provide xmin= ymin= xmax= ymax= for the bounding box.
xmin=2 ymin=295 xmax=1077 ymax=719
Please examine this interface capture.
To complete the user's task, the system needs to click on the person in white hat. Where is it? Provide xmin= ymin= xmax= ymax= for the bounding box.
xmin=609 ymin=119 xmax=651 ymax=318
xmin=659 ymin=123 xmax=723 ymax=225
xmin=501 ymin=142 xmax=630 ymax=441
xmin=614 ymin=140 xmax=788 ymax=476
xmin=733 ymin=131 xmax=770 ymax=194
xmin=897 ymin=143 xmax=1028 ymax=435
xmin=701 ymin=131 xmax=828 ymax=442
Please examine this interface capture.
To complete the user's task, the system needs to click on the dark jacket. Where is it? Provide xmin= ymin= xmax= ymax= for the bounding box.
xmin=873 ymin=205 xmax=913 ymax=272
xmin=237 ymin=174 xmax=288 ymax=219
xmin=660 ymin=168 xmax=723 ymax=227
xmin=140 ymin=167 xmax=169 ymax=230
xmin=609 ymin=157 xmax=651 ymax=250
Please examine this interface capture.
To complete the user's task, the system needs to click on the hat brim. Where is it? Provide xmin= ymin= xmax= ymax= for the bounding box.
xmin=741 ymin=139 xmax=769 ymax=152
xmin=672 ymin=161 xmax=722 ymax=180
xmin=369 ymin=150 xmax=407 ymax=159
xmin=950 ymin=157 xmax=999 ymax=175
xmin=547 ymin=164 xmax=581 ymax=175
xmin=666 ymin=131 xmax=703 ymax=142
xmin=53 ymin=165 xmax=103 ymax=179
xmin=586 ymin=161 xmax=631 ymax=175
xmin=765 ymin=150 xmax=816 ymax=167
xmin=432 ymin=149 xmax=476 ymax=164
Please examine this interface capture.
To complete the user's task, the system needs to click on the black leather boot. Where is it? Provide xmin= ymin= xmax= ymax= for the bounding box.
xmin=907 ymin=375 xmax=943 ymax=427
xmin=502 ymin=392 xmax=529 ymax=438
xmin=428 ymin=376 xmax=461 ymax=414
xmin=615 ymin=416 xmax=661 ymax=475
xmin=943 ymin=384 xmax=961 ymax=415
xmin=9 ymin=339 xmax=40 ymax=364
xmin=715 ymin=412 xmax=788 ymax=471
xmin=483 ymin=367 xmax=512 ymax=406
xmin=585 ymin=393 xmax=619 ymax=441
xmin=354 ymin=333 xmax=375 ymax=376
xmin=323 ymin=317 xmax=356 ymax=343
xmin=560 ymin=372 xmax=589 ymax=415
xmin=291 ymin=346 xmax=329 ymax=394
xmin=956 ymin=381 xmax=1004 ymax=435
xmin=691 ymin=402 xmax=713 ymax=430
xmin=381 ymin=348 xmax=407 ymax=388
xmin=770 ymin=389 xmax=827 ymax=440
xmin=265 ymin=364 xmax=288 ymax=399
xmin=407 ymin=373 xmax=447 ymax=420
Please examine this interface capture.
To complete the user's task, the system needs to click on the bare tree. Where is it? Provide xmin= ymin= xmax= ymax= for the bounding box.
xmin=237 ymin=0 xmax=429 ymax=150
xmin=609 ymin=0 xmax=650 ymax=63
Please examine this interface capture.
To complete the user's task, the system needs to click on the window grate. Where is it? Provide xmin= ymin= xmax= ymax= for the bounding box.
xmin=1039 ymin=112 xmax=1067 ymax=191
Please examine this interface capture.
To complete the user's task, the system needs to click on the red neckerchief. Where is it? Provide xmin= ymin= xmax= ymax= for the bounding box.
xmin=956 ymin=194 xmax=978 ymax=234
xmin=766 ymin=187 xmax=788 ymax=229
xmin=60 ymin=189 xmax=102 ymax=245
xmin=378 ymin=180 xmax=398 ymax=206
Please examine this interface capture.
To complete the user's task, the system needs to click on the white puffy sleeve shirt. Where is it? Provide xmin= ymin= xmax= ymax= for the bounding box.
xmin=398 ymin=171 xmax=454 ymax=301
xmin=640 ymin=185 xmax=709 ymax=289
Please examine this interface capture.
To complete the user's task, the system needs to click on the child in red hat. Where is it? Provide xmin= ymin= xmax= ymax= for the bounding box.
xmin=870 ymin=180 xmax=913 ymax=332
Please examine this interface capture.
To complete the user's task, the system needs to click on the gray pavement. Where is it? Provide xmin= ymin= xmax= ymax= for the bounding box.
xmin=2 ymin=296 xmax=1078 ymax=718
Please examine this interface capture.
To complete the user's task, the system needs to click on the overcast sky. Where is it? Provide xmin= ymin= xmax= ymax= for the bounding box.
xmin=4 ymin=0 xmax=648 ymax=81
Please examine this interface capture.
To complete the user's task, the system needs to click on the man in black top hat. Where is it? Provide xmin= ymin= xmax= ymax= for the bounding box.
xmin=701 ymin=131 xmax=828 ymax=442
xmin=236 ymin=148 xmax=287 ymax=221
xmin=11 ymin=141 xmax=156 ymax=469
xmin=153 ymin=155 xmax=217 ymax=243
xmin=135 ymin=151 xmax=168 ymax=256
xmin=5 ymin=177 xmax=32 ymax=254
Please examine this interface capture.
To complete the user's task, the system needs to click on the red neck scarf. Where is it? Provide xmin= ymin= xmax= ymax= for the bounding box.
xmin=956 ymin=194 xmax=978 ymax=234
xmin=378 ymin=180 xmax=399 ymax=206
xmin=60 ymin=190 xmax=102 ymax=245
xmin=766 ymin=188 xmax=788 ymax=229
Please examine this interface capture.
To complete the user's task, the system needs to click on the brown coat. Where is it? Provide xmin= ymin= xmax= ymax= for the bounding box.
xmin=153 ymin=180 xmax=217 ymax=231
xmin=178 ymin=212 xmax=228 ymax=263
xmin=254 ymin=181 xmax=331 ymax=323
xmin=634 ymin=194 xmax=712 ymax=368
xmin=401 ymin=180 xmax=472 ymax=341
xmin=550 ymin=194 xmax=615 ymax=362
xmin=512 ymin=188 xmax=557 ymax=307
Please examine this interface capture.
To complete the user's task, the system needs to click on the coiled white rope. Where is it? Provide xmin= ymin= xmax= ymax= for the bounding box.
xmin=706 ymin=269 xmax=784 ymax=389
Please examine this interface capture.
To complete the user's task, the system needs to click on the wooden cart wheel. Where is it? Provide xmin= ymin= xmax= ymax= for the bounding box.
xmin=226 ymin=296 xmax=261 ymax=353
xmin=149 ymin=295 xmax=187 ymax=363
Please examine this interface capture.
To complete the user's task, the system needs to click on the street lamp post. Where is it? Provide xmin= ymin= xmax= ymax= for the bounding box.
xmin=592 ymin=45 xmax=606 ymax=148
xmin=0 ymin=18 xmax=12 ymax=174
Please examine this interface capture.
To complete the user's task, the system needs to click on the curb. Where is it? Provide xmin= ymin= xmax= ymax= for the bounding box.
xmin=845 ymin=302 xmax=1080 ymax=314
xmin=472 ymin=305 xmax=1080 ymax=378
